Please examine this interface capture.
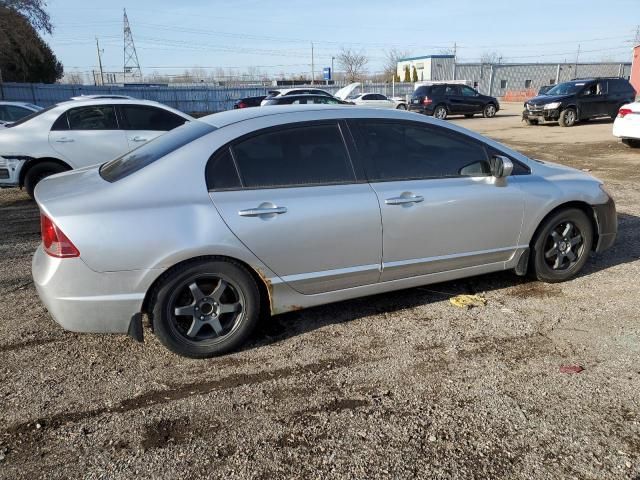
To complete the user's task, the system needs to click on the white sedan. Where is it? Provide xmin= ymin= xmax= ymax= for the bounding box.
xmin=613 ymin=102 xmax=640 ymax=148
xmin=350 ymin=93 xmax=407 ymax=110
xmin=0 ymin=101 xmax=43 ymax=127
xmin=0 ymin=99 xmax=193 ymax=197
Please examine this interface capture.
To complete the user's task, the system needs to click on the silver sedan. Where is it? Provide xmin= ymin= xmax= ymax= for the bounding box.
xmin=32 ymin=106 xmax=617 ymax=358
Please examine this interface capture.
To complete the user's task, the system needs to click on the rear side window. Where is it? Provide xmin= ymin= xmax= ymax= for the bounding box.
xmin=205 ymin=149 xmax=241 ymax=190
xmin=609 ymin=79 xmax=632 ymax=93
xmin=100 ymin=121 xmax=216 ymax=182
xmin=67 ymin=106 xmax=118 ymax=130
xmin=352 ymin=120 xmax=490 ymax=181
xmin=230 ymin=123 xmax=355 ymax=189
xmin=120 ymin=105 xmax=187 ymax=131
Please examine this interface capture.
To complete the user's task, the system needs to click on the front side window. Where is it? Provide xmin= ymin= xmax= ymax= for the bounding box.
xmin=362 ymin=94 xmax=375 ymax=101
xmin=460 ymin=86 xmax=477 ymax=97
xmin=120 ymin=105 xmax=187 ymax=131
xmin=231 ymin=123 xmax=354 ymax=189
xmin=352 ymin=120 xmax=490 ymax=181
xmin=67 ymin=105 xmax=118 ymax=130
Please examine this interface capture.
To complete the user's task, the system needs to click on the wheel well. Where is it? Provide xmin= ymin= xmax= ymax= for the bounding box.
xmin=19 ymin=157 xmax=72 ymax=187
xmin=141 ymin=255 xmax=272 ymax=328
xmin=530 ymin=201 xmax=599 ymax=251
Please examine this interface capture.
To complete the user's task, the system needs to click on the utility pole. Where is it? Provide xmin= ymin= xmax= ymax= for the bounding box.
xmin=453 ymin=42 xmax=457 ymax=80
xmin=311 ymin=42 xmax=315 ymax=85
xmin=95 ymin=37 xmax=105 ymax=85
xmin=574 ymin=44 xmax=581 ymax=79
xmin=331 ymin=56 xmax=335 ymax=83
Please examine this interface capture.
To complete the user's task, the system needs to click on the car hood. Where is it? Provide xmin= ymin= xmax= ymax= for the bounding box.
xmin=527 ymin=94 xmax=571 ymax=106
xmin=334 ymin=82 xmax=360 ymax=100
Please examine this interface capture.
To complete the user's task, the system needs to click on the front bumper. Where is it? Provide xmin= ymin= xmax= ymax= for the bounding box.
xmin=32 ymin=246 xmax=156 ymax=334
xmin=0 ymin=157 xmax=25 ymax=187
xmin=522 ymin=108 xmax=560 ymax=123
xmin=593 ymin=197 xmax=617 ymax=253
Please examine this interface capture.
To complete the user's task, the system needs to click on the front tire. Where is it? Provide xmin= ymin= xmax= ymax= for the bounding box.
xmin=559 ymin=108 xmax=577 ymax=127
xmin=483 ymin=103 xmax=497 ymax=118
xmin=396 ymin=104 xmax=407 ymax=110
xmin=433 ymin=105 xmax=448 ymax=120
xmin=524 ymin=118 xmax=539 ymax=125
xmin=152 ymin=259 xmax=260 ymax=358
xmin=530 ymin=208 xmax=593 ymax=283
xmin=24 ymin=161 xmax=68 ymax=199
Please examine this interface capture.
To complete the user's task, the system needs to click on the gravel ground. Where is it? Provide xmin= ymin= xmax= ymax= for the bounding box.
xmin=1 ymin=103 xmax=639 ymax=479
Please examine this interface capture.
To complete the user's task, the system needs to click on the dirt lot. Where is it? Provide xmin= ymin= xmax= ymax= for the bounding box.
xmin=1 ymin=103 xmax=639 ymax=479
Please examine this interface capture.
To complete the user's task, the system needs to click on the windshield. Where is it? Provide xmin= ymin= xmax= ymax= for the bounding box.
xmin=100 ymin=121 xmax=216 ymax=182
xmin=5 ymin=105 xmax=56 ymax=127
xmin=545 ymin=81 xmax=585 ymax=96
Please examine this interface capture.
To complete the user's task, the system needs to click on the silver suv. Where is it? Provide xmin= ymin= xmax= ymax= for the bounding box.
xmin=32 ymin=106 xmax=617 ymax=358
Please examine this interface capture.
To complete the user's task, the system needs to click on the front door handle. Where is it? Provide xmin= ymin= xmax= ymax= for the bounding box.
xmin=55 ymin=137 xmax=74 ymax=143
xmin=131 ymin=136 xmax=148 ymax=142
xmin=385 ymin=194 xmax=424 ymax=205
xmin=238 ymin=205 xmax=287 ymax=217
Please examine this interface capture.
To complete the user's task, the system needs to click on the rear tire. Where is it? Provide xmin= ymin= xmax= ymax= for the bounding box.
xmin=483 ymin=103 xmax=497 ymax=118
xmin=530 ymin=208 xmax=593 ymax=283
xmin=433 ymin=105 xmax=448 ymax=120
xmin=152 ymin=259 xmax=261 ymax=358
xmin=396 ymin=104 xmax=407 ymax=110
xmin=559 ymin=108 xmax=577 ymax=127
xmin=24 ymin=161 xmax=68 ymax=199
xmin=622 ymin=138 xmax=640 ymax=148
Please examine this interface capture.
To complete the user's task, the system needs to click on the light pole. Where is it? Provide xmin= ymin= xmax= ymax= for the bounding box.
xmin=331 ymin=56 xmax=335 ymax=83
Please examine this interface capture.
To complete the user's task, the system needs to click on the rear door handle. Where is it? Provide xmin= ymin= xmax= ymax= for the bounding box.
xmin=55 ymin=138 xmax=74 ymax=143
xmin=385 ymin=195 xmax=424 ymax=205
xmin=131 ymin=136 xmax=148 ymax=142
xmin=238 ymin=206 xmax=287 ymax=217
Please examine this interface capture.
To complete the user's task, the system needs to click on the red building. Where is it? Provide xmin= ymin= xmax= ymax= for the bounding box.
xmin=631 ymin=44 xmax=640 ymax=96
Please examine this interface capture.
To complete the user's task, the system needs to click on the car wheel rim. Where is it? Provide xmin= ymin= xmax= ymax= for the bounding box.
xmin=169 ymin=274 xmax=245 ymax=343
xmin=486 ymin=106 xmax=495 ymax=117
xmin=543 ymin=221 xmax=584 ymax=271
xmin=566 ymin=111 xmax=575 ymax=124
xmin=435 ymin=108 xmax=446 ymax=119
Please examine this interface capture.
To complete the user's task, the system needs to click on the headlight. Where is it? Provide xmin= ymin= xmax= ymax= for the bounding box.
xmin=543 ymin=102 xmax=561 ymax=110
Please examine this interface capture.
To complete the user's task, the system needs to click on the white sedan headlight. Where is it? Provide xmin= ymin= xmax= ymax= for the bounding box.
xmin=543 ymin=102 xmax=561 ymax=110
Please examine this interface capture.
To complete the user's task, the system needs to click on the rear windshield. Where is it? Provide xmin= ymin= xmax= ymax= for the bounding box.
xmin=99 ymin=120 xmax=216 ymax=182
xmin=413 ymin=86 xmax=430 ymax=97
xmin=5 ymin=105 xmax=56 ymax=127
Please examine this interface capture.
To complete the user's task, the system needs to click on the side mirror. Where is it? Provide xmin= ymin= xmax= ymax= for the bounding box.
xmin=490 ymin=155 xmax=513 ymax=178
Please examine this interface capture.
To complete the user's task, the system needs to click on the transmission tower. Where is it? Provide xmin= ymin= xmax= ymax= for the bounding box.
xmin=123 ymin=9 xmax=142 ymax=82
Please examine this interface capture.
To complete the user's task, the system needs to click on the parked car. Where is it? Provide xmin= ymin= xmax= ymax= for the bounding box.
xmin=0 ymin=99 xmax=193 ymax=197
xmin=408 ymin=83 xmax=499 ymax=119
xmin=260 ymin=88 xmax=333 ymax=105
xmin=332 ymin=82 xmax=406 ymax=109
xmin=0 ymin=101 xmax=43 ymax=125
xmin=613 ymin=102 xmax=640 ymax=148
xmin=233 ymin=96 xmax=267 ymax=109
xmin=261 ymin=94 xmax=352 ymax=106
xmin=32 ymin=105 xmax=617 ymax=358
xmin=523 ymin=77 xmax=636 ymax=127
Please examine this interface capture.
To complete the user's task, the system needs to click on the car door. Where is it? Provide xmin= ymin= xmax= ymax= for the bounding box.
xmin=444 ymin=85 xmax=463 ymax=113
xmin=119 ymin=104 xmax=188 ymax=150
xmin=579 ymin=82 xmax=609 ymax=118
xmin=459 ymin=85 xmax=484 ymax=113
xmin=208 ymin=121 xmax=382 ymax=295
xmin=349 ymin=119 xmax=525 ymax=281
xmin=48 ymin=105 xmax=129 ymax=167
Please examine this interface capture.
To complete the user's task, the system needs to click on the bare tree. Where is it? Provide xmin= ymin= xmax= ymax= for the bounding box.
xmin=480 ymin=51 xmax=503 ymax=64
xmin=0 ymin=0 xmax=52 ymax=33
xmin=336 ymin=48 xmax=368 ymax=83
xmin=383 ymin=48 xmax=410 ymax=81
xmin=60 ymin=70 xmax=85 ymax=84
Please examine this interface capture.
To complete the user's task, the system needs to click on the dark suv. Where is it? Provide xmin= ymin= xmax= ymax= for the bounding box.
xmin=408 ymin=83 xmax=500 ymax=120
xmin=523 ymin=77 xmax=636 ymax=127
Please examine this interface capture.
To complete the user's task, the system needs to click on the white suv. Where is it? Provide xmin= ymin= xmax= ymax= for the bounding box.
xmin=0 ymin=99 xmax=193 ymax=197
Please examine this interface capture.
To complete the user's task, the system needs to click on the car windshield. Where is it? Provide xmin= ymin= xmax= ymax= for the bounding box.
xmin=100 ymin=120 xmax=216 ymax=182
xmin=545 ymin=82 xmax=585 ymax=96
xmin=5 ymin=105 xmax=56 ymax=127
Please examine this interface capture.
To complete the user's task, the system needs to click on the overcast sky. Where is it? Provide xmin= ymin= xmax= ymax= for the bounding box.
xmin=45 ymin=0 xmax=639 ymax=78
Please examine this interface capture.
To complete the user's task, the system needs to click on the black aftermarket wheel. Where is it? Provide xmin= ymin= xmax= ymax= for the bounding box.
xmin=152 ymin=259 xmax=260 ymax=358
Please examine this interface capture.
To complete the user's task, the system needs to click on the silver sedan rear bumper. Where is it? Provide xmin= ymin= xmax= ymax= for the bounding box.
xmin=32 ymin=246 xmax=155 ymax=334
